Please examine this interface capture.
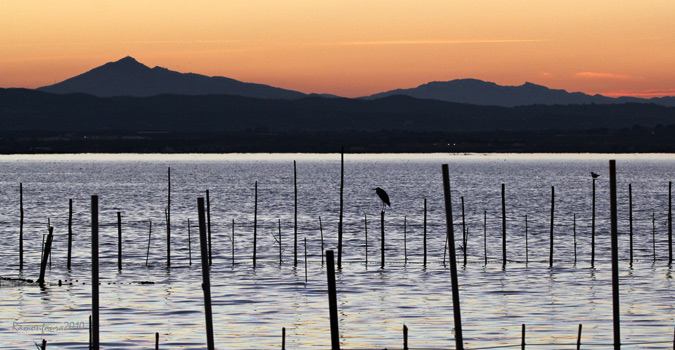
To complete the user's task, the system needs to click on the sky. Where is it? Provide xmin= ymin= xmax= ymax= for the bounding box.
xmin=1 ymin=0 xmax=674 ymax=98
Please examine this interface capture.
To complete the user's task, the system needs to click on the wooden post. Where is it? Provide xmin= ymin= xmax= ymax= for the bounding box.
xmin=320 ymin=217 xmax=324 ymax=266
xmin=197 ymin=197 xmax=215 ymax=350
xmin=206 ymin=189 xmax=212 ymax=266
xmin=550 ymin=186 xmax=555 ymax=268
xmin=669 ymin=181 xmax=673 ymax=265
xmin=37 ymin=227 xmax=54 ymax=287
xmin=278 ymin=219 xmax=282 ymax=265
xmin=326 ymin=250 xmax=340 ymax=350
xmin=117 ymin=212 xmax=122 ymax=271
xmin=91 ymin=195 xmax=100 ymax=350
xmin=404 ymin=216 xmax=408 ymax=264
xmin=502 ymin=183 xmax=506 ymax=267
xmin=461 ymin=197 xmax=467 ymax=266
xmin=380 ymin=210 xmax=385 ymax=269
xmin=629 ymin=184 xmax=633 ymax=265
xmin=484 ymin=210 xmax=487 ymax=265
xmin=338 ymin=146 xmax=344 ymax=269
xmin=188 ymin=219 xmax=192 ymax=265
xmin=167 ymin=167 xmax=171 ymax=267
xmin=609 ymin=160 xmax=621 ymax=350
xmin=155 ymin=332 xmax=159 ymax=350
xmin=294 ymin=160 xmax=298 ymax=268
xmin=19 ymin=183 xmax=23 ymax=270
xmin=521 ymin=324 xmax=525 ymax=350
xmin=146 ymin=220 xmax=152 ymax=266
xmin=282 ymin=327 xmax=286 ymax=350
xmin=254 ymin=181 xmax=258 ymax=268
xmin=573 ymin=213 xmax=577 ymax=264
xmin=423 ymin=199 xmax=427 ymax=267
xmin=403 ymin=324 xmax=409 ymax=350
xmin=442 ymin=164 xmax=464 ymax=350
xmin=42 ymin=339 xmax=46 ymax=349
xmin=67 ymin=198 xmax=72 ymax=270
xmin=89 ymin=315 xmax=92 ymax=350
xmin=577 ymin=324 xmax=583 ymax=350
xmin=592 ymin=175 xmax=597 ymax=267
xmin=232 ymin=219 xmax=235 ymax=266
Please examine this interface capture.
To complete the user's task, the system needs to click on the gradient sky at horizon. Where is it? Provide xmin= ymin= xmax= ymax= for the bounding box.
xmin=1 ymin=0 xmax=674 ymax=98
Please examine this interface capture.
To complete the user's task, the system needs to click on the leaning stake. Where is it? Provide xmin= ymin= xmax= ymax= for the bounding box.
xmin=326 ymin=250 xmax=340 ymax=350
xmin=37 ymin=227 xmax=54 ymax=287
xmin=609 ymin=160 xmax=621 ymax=350
xmin=197 ymin=197 xmax=215 ymax=350
xmin=442 ymin=164 xmax=464 ymax=350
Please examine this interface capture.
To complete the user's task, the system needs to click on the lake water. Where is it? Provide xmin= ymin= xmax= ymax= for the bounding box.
xmin=0 ymin=153 xmax=673 ymax=349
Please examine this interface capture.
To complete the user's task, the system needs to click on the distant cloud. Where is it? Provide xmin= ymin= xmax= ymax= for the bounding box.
xmin=309 ymin=39 xmax=547 ymax=46
xmin=600 ymin=89 xmax=675 ymax=97
xmin=123 ymin=40 xmax=241 ymax=44
xmin=575 ymin=72 xmax=644 ymax=80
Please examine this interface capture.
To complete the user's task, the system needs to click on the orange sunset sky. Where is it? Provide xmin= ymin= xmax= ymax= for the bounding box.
xmin=1 ymin=0 xmax=674 ymax=98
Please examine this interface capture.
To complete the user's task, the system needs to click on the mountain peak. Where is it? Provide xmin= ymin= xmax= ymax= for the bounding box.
xmin=37 ymin=57 xmax=306 ymax=99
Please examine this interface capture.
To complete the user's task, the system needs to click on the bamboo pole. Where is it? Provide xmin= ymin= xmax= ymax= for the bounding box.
xmin=380 ymin=210 xmax=385 ymax=269
xmin=320 ymin=217 xmax=324 ymax=266
xmin=609 ymin=160 xmax=621 ymax=350
xmin=550 ymin=186 xmax=555 ymax=268
xmin=592 ymin=175 xmax=597 ymax=267
xmin=573 ymin=213 xmax=577 ymax=265
xmin=188 ymin=219 xmax=192 ymax=265
xmin=424 ymin=199 xmax=428 ymax=267
xmin=91 ymin=195 xmax=100 ymax=350
xmin=167 ymin=167 xmax=171 ymax=267
xmin=629 ymin=183 xmax=633 ymax=265
xmin=442 ymin=164 xmax=464 ymax=350
xmin=652 ymin=211 xmax=656 ymax=262
xmin=232 ymin=219 xmax=235 ymax=266
xmin=197 ymin=197 xmax=215 ymax=350
xmin=404 ymin=216 xmax=408 ymax=264
xmin=484 ymin=210 xmax=487 ymax=265
xmin=206 ymin=189 xmax=212 ymax=266
xmin=294 ymin=160 xmax=298 ymax=267
xmin=67 ymin=198 xmax=72 ymax=270
xmin=338 ymin=147 xmax=344 ymax=269
xmin=462 ymin=196 xmax=467 ymax=266
xmin=364 ymin=214 xmax=368 ymax=266
xmin=502 ymin=183 xmax=506 ymax=267
xmin=279 ymin=219 xmax=282 ymax=265
xmin=254 ymin=181 xmax=258 ymax=268
xmin=304 ymin=237 xmax=308 ymax=283
xmin=326 ymin=250 xmax=340 ymax=350
xmin=117 ymin=212 xmax=122 ymax=271
xmin=146 ymin=220 xmax=152 ymax=266
xmin=525 ymin=215 xmax=528 ymax=265
xmin=669 ymin=181 xmax=673 ymax=265
xmin=19 ymin=183 xmax=23 ymax=270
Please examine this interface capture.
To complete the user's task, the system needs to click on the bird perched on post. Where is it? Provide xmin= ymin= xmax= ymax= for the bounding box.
xmin=372 ymin=187 xmax=391 ymax=212
xmin=591 ymin=172 xmax=600 ymax=178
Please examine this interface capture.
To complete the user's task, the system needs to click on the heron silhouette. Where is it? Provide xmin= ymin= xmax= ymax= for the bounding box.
xmin=372 ymin=187 xmax=391 ymax=212
xmin=591 ymin=172 xmax=600 ymax=178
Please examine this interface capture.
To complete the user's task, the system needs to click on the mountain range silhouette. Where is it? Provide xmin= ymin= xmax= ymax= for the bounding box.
xmin=37 ymin=56 xmax=674 ymax=107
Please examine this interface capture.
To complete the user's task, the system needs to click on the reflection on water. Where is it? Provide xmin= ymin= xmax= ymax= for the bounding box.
xmin=0 ymin=154 xmax=673 ymax=349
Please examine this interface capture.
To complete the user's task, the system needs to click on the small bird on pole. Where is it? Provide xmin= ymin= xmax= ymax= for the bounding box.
xmin=591 ymin=172 xmax=600 ymax=178
xmin=373 ymin=187 xmax=391 ymax=212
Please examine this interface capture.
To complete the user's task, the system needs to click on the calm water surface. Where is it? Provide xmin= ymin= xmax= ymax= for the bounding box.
xmin=0 ymin=153 xmax=673 ymax=349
